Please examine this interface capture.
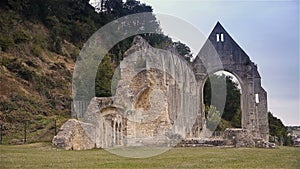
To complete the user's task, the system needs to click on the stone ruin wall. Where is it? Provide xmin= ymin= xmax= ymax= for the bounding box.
xmin=82 ymin=36 xmax=200 ymax=148
xmin=58 ymin=22 xmax=270 ymax=149
xmin=192 ymin=23 xmax=269 ymax=141
xmin=79 ymin=33 xmax=270 ymax=149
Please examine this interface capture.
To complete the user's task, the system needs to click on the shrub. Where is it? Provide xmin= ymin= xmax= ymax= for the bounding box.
xmin=25 ymin=60 xmax=39 ymax=68
xmin=13 ymin=31 xmax=30 ymax=44
xmin=44 ymin=16 xmax=59 ymax=28
xmin=205 ymin=105 xmax=221 ymax=131
xmin=31 ymin=45 xmax=42 ymax=57
xmin=0 ymin=57 xmax=10 ymax=67
xmin=3 ymin=58 xmax=35 ymax=81
xmin=0 ymin=36 xmax=14 ymax=51
xmin=18 ymin=66 xmax=33 ymax=81
xmin=6 ymin=58 xmax=22 ymax=72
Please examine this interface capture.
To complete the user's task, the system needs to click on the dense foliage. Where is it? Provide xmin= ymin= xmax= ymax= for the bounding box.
xmin=268 ymin=112 xmax=292 ymax=145
xmin=204 ymin=74 xmax=241 ymax=131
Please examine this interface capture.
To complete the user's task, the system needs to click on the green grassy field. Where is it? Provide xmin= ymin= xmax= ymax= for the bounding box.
xmin=1 ymin=143 xmax=299 ymax=169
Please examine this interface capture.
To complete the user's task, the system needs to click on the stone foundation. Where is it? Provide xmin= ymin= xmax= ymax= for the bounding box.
xmin=177 ymin=128 xmax=275 ymax=148
xmin=224 ymin=128 xmax=255 ymax=147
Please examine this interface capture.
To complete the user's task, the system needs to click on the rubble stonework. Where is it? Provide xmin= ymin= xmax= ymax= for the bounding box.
xmin=224 ymin=128 xmax=255 ymax=147
xmin=52 ymin=119 xmax=95 ymax=150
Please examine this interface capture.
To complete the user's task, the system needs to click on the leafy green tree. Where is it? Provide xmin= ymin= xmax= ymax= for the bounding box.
xmin=231 ymin=108 xmax=241 ymax=128
xmin=95 ymin=55 xmax=114 ymax=97
xmin=172 ymin=41 xmax=193 ymax=61
xmin=268 ymin=112 xmax=292 ymax=145
xmin=204 ymin=73 xmax=241 ymax=130
xmin=205 ymin=105 xmax=221 ymax=131
xmin=268 ymin=112 xmax=286 ymax=137
xmin=223 ymin=76 xmax=241 ymax=125
xmin=123 ymin=0 xmax=153 ymax=14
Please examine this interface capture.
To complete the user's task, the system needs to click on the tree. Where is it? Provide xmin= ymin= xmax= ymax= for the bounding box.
xmin=92 ymin=0 xmax=123 ymax=15
xmin=223 ymin=75 xmax=241 ymax=126
xmin=268 ymin=112 xmax=286 ymax=137
xmin=204 ymin=73 xmax=241 ymax=130
xmin=103 ymin=0 xmax=123 ymax=16
xmin=172 ymin=41 xmax=193 ymax=61
xmin=123 ymin=0 xmax=153 ymax=14
xmin=91 ymin=0 xmax=194 ymax=99
xmin=95 ymin=55 xmax=114 ymax=97
xmin=268 ymin=112 xmax=292 ymax=145
xmin=205 ymin=105 xmax=221 ymax=131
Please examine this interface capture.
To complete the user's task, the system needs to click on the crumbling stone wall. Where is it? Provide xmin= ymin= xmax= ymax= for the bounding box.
xmin=81 ymin=36 xmax=199 ymax=148
xmin=63 ymin=23 xmax=269 ymax=149
xmin=83 ymin=28 xmax=269 ymax=148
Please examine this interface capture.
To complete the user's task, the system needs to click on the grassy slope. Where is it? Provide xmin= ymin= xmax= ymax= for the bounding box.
xmin=0 ymin=143 xmax=299 ymax=169
xmin=0 ymin=9 xmax=76 ymax=143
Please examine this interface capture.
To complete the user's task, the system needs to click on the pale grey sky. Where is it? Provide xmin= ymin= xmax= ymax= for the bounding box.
xmin=139 ymin=0 xmax=299 ymax=126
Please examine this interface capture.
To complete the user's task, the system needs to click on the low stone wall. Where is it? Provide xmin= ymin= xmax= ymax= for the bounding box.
xmin=177 ymin=128 xmax=256 ymax=147
xmin=177 ymin=128 xmax=275 ymax=148
xmin=177 ymin=138 xmax=228 ymax=147
xmin=224 ymin=128 xmax=255 ymax=147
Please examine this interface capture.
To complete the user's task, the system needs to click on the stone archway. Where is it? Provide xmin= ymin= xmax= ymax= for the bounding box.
xmin=192 ymin=22 xmax=269 ymax=141
xmin=202 ymin=70 xmax=243 ymax=130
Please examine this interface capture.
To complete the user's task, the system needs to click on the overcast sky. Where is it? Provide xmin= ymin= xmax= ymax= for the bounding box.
xmin=138 ymin=0 xmax=299 ymax=126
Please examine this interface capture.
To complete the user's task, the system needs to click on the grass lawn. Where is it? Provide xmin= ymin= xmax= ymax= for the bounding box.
xmin=0 ymin=143 xmax=299 ymax=169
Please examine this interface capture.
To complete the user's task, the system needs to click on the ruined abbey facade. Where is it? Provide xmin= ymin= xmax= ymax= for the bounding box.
xmin=192 ymin=22 xmax=269 ymax=141
xmin=56 ymin=22 xmax=269 ymax=149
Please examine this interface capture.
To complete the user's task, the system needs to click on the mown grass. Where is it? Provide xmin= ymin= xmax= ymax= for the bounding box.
xmin=0 ymin=143 xmax=299 ymax=169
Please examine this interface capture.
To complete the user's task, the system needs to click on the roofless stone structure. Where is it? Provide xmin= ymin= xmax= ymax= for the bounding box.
xmin=53 ymin=22 xmax=270 ymax=150
xmin=193 ymin=22 xmax=269 ymax=141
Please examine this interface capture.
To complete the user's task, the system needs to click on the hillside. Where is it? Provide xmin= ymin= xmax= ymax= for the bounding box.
xmin=0 ymin=2 xmax=79 ymax=142
xmin=0 ymin=0 xmax=191 ymax=143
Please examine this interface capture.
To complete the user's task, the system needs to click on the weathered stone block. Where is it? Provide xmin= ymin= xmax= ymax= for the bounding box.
xmin=52 ymin=119 xmax=95 ymax=150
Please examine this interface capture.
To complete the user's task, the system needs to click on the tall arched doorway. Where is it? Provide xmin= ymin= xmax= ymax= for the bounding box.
xmin=203 ymin=71 xmax=243 ymax=132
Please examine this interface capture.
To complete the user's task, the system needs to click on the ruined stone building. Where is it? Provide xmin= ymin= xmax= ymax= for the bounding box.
xmin=54 ymin=22 xmax=269 ymax=150
xmin=192 ymin=22 xmax=269 ymax=142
